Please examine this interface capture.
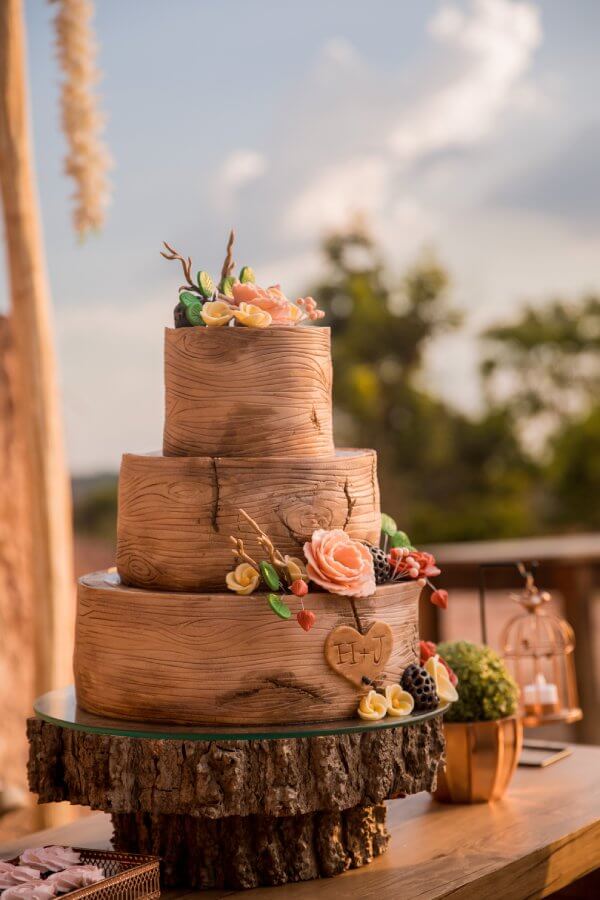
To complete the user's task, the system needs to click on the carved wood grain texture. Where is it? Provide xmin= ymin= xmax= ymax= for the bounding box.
xmin=74 ymin=573 xmax=420 ymax=725
xmin=163 ymin=326 xmax=334 ymax=458
xmin=116 ymin=449 xmax=380 ymax=591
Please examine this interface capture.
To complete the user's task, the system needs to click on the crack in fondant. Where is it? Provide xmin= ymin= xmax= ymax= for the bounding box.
xmin=350 ymin=599 xmax=363 ymax=634
xmin=310 ymin=405 xmax=321 ymax=432
xmin=220 ymin=676 xmax=326 ymax=704
xmin=211 ymin=458 xmax=220 ymax=532
xmin=343 ymin=479 xmax=356 ymax=531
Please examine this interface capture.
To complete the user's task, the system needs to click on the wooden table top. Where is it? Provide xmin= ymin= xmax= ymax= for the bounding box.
xmin=2 ymin=744 xmax=600 ymax=899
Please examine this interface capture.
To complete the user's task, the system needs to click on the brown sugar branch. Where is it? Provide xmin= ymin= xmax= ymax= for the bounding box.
xmin=230 ymin=536 xmax=259 ymax=570
xmin=238 ymin=508 xmax=286 ymax=571
xmin=220 ymin=229 xmax=235 ymax=281
xmin=160 ymin=241 xmax=195 ymax=288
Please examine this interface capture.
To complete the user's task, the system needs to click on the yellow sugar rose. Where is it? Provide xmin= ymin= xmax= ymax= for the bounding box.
xmin=226 ymin=562 xmax=260 ymax=595
xmin=384 ymin=684 xmax=414 ymax=717
xmin=232 ymin=302 xmax=272 ymax=329
xmin=425 ymin=655 xmax=459 ymax=703
xmin=357 ymin=689 xmax=388 ymax=721
xmin=201 ymin=300 xmax=233 ymax=326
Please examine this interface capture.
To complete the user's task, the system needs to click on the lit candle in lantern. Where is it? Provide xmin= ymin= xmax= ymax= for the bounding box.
xmin=523 ymin=673 xmax=559 ymax=717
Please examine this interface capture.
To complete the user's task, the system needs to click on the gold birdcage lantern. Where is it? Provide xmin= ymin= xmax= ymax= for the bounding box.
xmin=500 ymin=567 xmax=582 ymax=728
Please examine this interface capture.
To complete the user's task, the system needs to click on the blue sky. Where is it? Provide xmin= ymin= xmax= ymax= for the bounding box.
xmin=3 ymin=0 xmax=600 ymax=472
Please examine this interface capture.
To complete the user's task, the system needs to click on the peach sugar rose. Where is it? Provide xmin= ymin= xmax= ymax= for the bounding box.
xmin=232 ymin=282 xmax=302 ymax=325
xmin=303 ymin=529 xmax=376 ymax=598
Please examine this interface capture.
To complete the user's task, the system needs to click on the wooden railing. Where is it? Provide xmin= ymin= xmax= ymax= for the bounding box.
xmin=421 ymin=534 xmax=600 ymax=744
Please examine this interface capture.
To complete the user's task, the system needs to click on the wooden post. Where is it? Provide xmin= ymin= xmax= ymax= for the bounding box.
xmin=555 ymin=564 xmax=600 ymax=745
xmin=0 ymin=0 xmax=74 ymax=696
xmin=0 ymin=316 xmax=30 ymax=822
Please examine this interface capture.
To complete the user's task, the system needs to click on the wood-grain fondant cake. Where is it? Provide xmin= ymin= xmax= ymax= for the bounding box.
xmin=74 ymin=233 xmax=454 ymax=726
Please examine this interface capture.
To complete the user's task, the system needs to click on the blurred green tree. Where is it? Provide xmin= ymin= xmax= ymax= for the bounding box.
xmin=480 ymin=296 xmax=600 ymax=531
xmin=309 ymin=224 xmax=537 ymax=542
xmin=73 ymin=477 xmax=118 ymax=543
xmin=481 ymin=296 xmax=600 ymax=444
xmin=546 ymin=407 xmax=600 ymax=531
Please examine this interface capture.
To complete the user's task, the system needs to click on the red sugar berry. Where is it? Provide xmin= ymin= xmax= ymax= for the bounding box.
xmin=297 ymin=609 xmax=316 ymax=632
xmin=419 ymin=640 xmax=437 ymax=664
xmin=291 ymin=579 xmax=308 ymax=597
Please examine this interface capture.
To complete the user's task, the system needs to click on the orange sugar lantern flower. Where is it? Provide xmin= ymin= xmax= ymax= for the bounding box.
xmin=430 ymin=588 xmax=449 ymax=609
xmin=297 ymin=609 xmax=316 ymax=632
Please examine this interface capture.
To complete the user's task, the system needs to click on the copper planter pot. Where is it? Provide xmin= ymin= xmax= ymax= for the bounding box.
xmin=434 ymin=716 xmax=522 ymax=803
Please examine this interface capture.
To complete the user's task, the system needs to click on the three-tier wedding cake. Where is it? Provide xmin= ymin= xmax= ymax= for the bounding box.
xmin=74 ymin=233 xmax=450 ymax=726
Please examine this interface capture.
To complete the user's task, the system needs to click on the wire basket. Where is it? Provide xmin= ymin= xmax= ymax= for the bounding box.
xmin=7 ymin=848 xmax=160 ymax=900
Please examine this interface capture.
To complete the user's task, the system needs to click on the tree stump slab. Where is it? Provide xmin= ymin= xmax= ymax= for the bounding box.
xmin=112 ymin=806 xmax=389 ymax=889
xmin=27 ymin=715 xmax=445 ymax=889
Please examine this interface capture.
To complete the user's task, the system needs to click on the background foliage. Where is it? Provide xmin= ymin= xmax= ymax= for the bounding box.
xmin=437 ymin=640 xmax=519 ymax=722
xmin=308 ymin=223 xmax=600 ymax=543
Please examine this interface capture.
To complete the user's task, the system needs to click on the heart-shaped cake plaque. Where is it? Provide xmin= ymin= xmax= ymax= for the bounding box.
xmin=324 ymin=621 xmax=394 ymax=687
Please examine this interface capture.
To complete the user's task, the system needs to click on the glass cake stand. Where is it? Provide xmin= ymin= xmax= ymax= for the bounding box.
xmin=34 ymin=685 xmax=448 ymax=741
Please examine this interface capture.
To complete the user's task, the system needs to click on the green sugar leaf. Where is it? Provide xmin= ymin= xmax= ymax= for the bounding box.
xmin=381 ymin=513 xmax=398 ymax=537
xmin=260 ymin=561 xmax=281 ymax=591
xmin=196 ymin=271 xmax=214 ymax=298
xmin=268 ymin=593 xmax=292 ymax=620
xmin=179 ymin=290 xmax=200 ymax=308
xmin=219 ymin=276 xmax=236 ymax=298
xmin=239 ymin=266 xmax=255 ymax=284
xmin=390 ymin=530 xmax=413 ymax=549
xmin=185 ymin=300 xmax=204 ymax=326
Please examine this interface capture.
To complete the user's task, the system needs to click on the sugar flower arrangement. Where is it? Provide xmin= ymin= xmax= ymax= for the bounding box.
xmin=228 ymin=508 xmax=315 ymax=631
xmin=226 ymin=510 xmax=449 ymax=631
xmin=369 ymin=513 xmax=449 ymax=609
xmin=161 ymin=229 xmax=324 ymax=329
xmin=357 ymin=641 xmax=459 ymax=722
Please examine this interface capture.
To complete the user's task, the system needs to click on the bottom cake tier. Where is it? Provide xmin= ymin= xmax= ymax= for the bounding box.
xmin=74 ymin=572 xmax=420 ymax=726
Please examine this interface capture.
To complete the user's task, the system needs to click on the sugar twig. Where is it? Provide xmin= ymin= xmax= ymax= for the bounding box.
xmin=238 ymin=508 xmax=287 ymax=571
xmin=230 ymin=535 xmax=259 ymax=570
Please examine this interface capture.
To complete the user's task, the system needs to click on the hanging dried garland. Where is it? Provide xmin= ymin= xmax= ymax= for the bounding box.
xmin=50 ymin=0 xmax=111 ymax=237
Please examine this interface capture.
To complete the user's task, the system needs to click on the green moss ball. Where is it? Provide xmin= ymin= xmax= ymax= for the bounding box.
xmin=437 ymin=640 xmax=519 ymax=723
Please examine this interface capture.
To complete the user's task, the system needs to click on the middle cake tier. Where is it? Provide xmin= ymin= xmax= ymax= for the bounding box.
xmin=117 ymin=449 xmax=380 ymax=592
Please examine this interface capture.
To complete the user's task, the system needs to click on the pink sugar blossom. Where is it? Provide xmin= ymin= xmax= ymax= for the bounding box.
xmin=231 ymin=282 xmax=298 ymax=324
xmin=303 ymin=529 xmax=376 ymax=598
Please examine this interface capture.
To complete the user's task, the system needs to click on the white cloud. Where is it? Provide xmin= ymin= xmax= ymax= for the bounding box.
xmin=285 ymin=156 xmax=389 ymax=237
xmin=283 ymin=0 xmax=542 ymax=243
xmin=57 ymin=297 xmax=166 ymax=473
xmin=390 ymin=0 xmax=542 ymax=159
xmin=321 ymin=36 xmax=360 ymax=67
xmin=217 ymin=148 xmax=268 ymax=194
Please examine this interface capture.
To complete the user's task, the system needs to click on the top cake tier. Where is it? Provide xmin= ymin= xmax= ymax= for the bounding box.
xmin=163 ymin=325 xmax=334 ymax=458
